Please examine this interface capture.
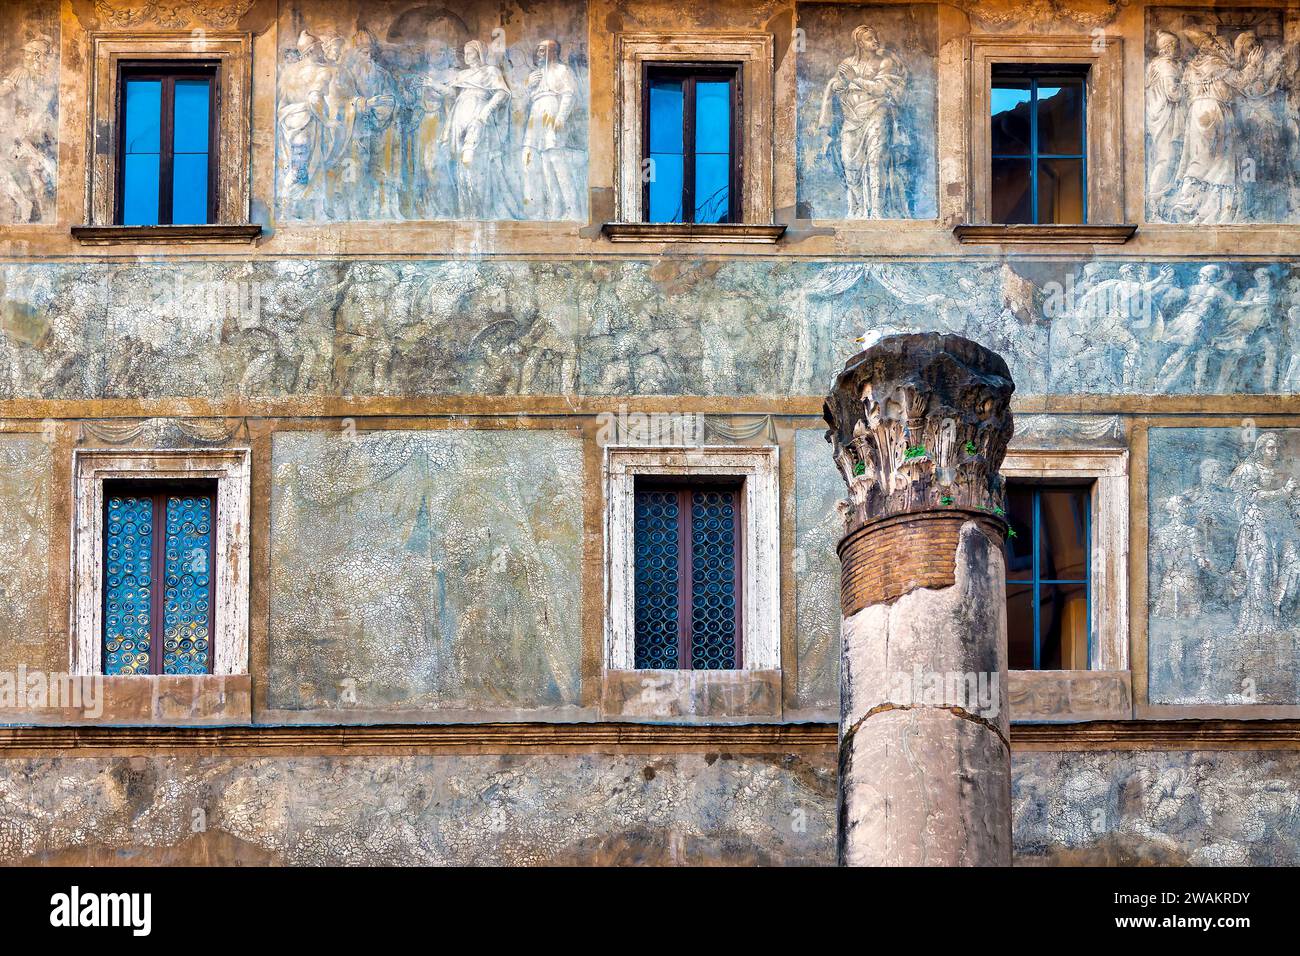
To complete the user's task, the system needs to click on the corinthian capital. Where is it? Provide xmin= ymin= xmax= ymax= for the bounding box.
xmin=823 ymin=333 xmax=1015 ymax=531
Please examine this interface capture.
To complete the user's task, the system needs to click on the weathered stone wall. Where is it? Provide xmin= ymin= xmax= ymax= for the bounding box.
xmin=2 ymin=0 xmax=1300 ymax=864
xmin=0 ymin=748 xmax=1295 ymax=865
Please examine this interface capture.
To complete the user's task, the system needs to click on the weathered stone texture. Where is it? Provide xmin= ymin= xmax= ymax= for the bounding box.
xmin=1014 ymin=750 xmax=1300 ymax=866
xmin=0 ymin=435 xmax=52 ymax=670
xmin=1148 ymin=427 xmax=1300 ymax=705
xmin=0 ymin=751 xmax=835 ymax=866
xmin=793 ymin=429 xmax=841 ymax=712
xmin=3 ymin=259 xmax=1298 ymax=401
xmin=268 ymin=429 xmax=584 ymax=712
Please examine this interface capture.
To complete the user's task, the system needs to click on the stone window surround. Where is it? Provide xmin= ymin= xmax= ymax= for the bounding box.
xmin=69 ymin=448 xmax=251 ymax=677
xmin=610 ymin=32 xmax=777 ymax=235
xmin=1002 ymin=447 xmax=1132 ymax=721
xmin=80 ymin=31 xmax=255 ymax=234
xmin=603 ymin=445 xmax=781 ymax=673
xmin=962 ymin=34 xmax=1128 ymax=237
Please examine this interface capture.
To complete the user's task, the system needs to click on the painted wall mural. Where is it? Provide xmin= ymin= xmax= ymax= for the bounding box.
xmin=1 ymin=257 xmax=1299 ymax=401
xmin=793 ymin=429 xmax=840 ymax=714
xmin=276 ymin=0 xmax=588 ymax=222
xmin=1015 ymin=750 xmax=1300 ymax=865
xmin=796 ymin=3 xmax=938 ymax=220
xmin=268 ymin=429 xmax=584 ymax=712
xmin=0 ymin=1 xmax=58 ymax=224
xmin=1148 ymin=427 xmax=1300 ymax=706
xmin=1145 ymin=7 xmax=1300 ymax=224
xmin=0 ymin=748 xmax=1296 ymax=865
xmin=0 ymin=752 xmax=835 ymax=865
xmin=0 ymin=436 xmax=50 ymax=671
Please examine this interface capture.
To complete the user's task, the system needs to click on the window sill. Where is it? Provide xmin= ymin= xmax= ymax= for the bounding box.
xmin=952 ymin=223 xmax=1136 ymax=245
xmin=601 ymin=668 xmax=782 ymax=721
xmin=71 ymin=224 xmax=263 ymax=245
xmin=0 ymin=674 xmax=251 ymax=726
xmin=601 ymin=222 xmax=786 ymax=244
xmin=1008 ymin=669 xmax=1132 ymax=723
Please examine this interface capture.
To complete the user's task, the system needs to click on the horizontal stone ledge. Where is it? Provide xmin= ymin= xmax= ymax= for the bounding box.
xmin=1 ymin=719 xmax=1300 ymax=755
xmin=70 ymin=224 xmax=263 ymax=244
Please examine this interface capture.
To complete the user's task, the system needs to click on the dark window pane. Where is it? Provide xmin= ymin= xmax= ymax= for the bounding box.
xmin=1004 ymin=484 xmax=1034 ymax=580
xmin=1039 ymin=487 xmax=1088 ymax=581
xmin=1007 ymin=581 xmax=1034 ymax=670
xmin=694 ymin=153 xmax=730 ymax=223
xmin=991 ymin=158 xmax=1032 ymax=224
xmin=1037 ymin=157 xmax=1085 ymax=224
xmin=1037 ymin=581 xmax=1088 ymax=670
xmin=124 ymin=78 xmax=161 ymax=154
xmin=990 ymin=81 xmax=1031 ymax=155
xmin=647 ymin=152 xmax=684 ymax=222
xmin=172 ymin=78 xmax=210 ymax=153
xmin=172 ymin=153 xmax=209 ymax=224
xmin=694 ymin=80 xmax=730 ymax=154
xmin=634 ymin=489 xmax=681 ymax=668
xmin=689 ymin=489 xmax=737 ymax=669
xmin=647 ymin=78 xmax=684 ymax=154
xmin=1036 ymin=80 xmax=1084 ymax=155
xmin=122 ymin=153 xmax=161 ymax=226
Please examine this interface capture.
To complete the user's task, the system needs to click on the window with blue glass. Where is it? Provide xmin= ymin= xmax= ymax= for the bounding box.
xmin=103 ymin=481 xmax=216 ymax=675
xmin=990 ymin=67 xmax=1086 ymax=224
xmin=1004 ymin=483 xmax=1091 ymax=670
xmin=633 ymin=480 xmax=742 ymax=669
xmin=117 ymin=64 xmax=217 ymax=226
xmin=643 ymin=65 xmax=740 ymax=224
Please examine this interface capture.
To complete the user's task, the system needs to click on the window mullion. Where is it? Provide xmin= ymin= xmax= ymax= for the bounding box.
xmin=683 ymin=75 xmax=696 ymax=225
xmin=677 ymin=488 xmax=693 ymax=669
xmin=158 ymin=76 xmax=176 ymax=226
xmin=1031 ymin=487 xmax=1041 ymax=670
xmin=150 ymin=491 xmax=165 ymax=675
xmin=1029 ymin=78 xmax=1039 ymax=225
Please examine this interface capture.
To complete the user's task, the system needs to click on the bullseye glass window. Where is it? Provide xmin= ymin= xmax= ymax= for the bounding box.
xmin=103 ymin=482 xmax=216 ymax=675
xmin=633 ymin=482 xmax=742 ymax=669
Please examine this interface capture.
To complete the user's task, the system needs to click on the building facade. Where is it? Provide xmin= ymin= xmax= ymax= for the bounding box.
xmin=0 ymin=0 xmax=1298 ymax=865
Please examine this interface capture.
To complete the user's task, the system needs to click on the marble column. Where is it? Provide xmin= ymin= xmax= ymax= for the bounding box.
xmin=823 ymin=333 xmax=1015 ymax=866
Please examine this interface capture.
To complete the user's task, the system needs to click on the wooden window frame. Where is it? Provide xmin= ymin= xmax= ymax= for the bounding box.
xmin=633 ymin=478 xmax=744 ymax=669
xmin=1002 ymin=447 xmax=1132 ymax=722
xmin=989 ymin=66 xmax=1088 ymax=225
xmin=640 ymin=63 xmax=743 ymax=225
xmin=84 ymin=32 xmax=253 ymax=229
xmin=70 ymin=448 xmax=251 ymax=677
xmin=101 ymin=479 xmax=218 ymax=675
xmin=604 ymin=445 xmax=780 ymax=672
xmin=613 ymin=32 xmax=775 ymax=227
xmin=964 ymin=34 xmax=1125 ymax=229
xmin=1004 ymin=480 xmax=1092 ymax=670
xmin=115 ymin=62 xmax=220 ymax=226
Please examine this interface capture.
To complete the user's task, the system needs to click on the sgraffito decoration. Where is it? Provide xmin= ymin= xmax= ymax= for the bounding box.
xmin=276 ymin=0 xmax=588 ymax=222
xmin=0 ymin=0 xmax=59 ymax=224
xmin=1148 ymin=427 xmax=1300 ymax=705
xmin=796 ymin=3 xmax=938 ymax=220
xmin=1146 ymin=7 xmax=1300 ymax=224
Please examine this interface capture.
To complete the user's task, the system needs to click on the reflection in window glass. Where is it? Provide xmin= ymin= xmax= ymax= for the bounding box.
xmin=990 ymin=69 xmax=1086 ymax=224
xmin=643 ymin=67 xmax=737 ymax=224
xmin=1004 ymin=483 xmax=1092 ymax=669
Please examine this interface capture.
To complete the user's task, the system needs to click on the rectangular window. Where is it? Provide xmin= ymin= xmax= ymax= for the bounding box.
xmin=633 ymin=480 xmax=742 ymax=669
xmin=103 ymin=481 xmax=216 ymax=675
xmin=642 ymin=65 xmax=740 ymax=224
xmin=990 ymin=67 xmax=1086 ymax=224
xmin=1004 ymin=482 xmax=1091 ymax=670
xmin=117 ymin=64 xmax=217 ymax=226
